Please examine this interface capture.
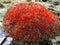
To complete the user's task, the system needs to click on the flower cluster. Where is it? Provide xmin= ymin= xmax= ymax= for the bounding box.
xmin=3 ymin=2 xmax=59 ymax=43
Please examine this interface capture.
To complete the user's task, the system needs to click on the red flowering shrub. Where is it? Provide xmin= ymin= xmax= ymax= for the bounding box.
xmin=3 ymin=2 xmax=59 ymax=44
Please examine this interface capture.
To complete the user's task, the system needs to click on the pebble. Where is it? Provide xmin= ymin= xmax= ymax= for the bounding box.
xmin=0 ymin=29 xmax=13 ymax=45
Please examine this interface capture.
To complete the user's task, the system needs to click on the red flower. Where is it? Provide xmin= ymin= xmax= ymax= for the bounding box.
xmin=3 ymin=2 xmax=59 ymax=44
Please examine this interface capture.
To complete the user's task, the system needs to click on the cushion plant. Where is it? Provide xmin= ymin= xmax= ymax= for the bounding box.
xmin=3 ymin=2 xmax=59 ymax=45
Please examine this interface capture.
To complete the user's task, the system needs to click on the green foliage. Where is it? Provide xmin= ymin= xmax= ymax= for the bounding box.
xmin=0 ymin=12 xmax=4 ymax=18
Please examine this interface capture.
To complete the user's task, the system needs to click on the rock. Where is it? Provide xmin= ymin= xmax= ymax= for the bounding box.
xmin=2 ymin=37 xmax=13 ymax=45
xmin=0 ymin=29 xmax=13 ymax=45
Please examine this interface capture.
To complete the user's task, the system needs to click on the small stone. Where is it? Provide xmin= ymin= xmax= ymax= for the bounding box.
xmin=2 ymin=41 xmax=11 ymax=45
xmin=2 ymin=37 xmax=13 ymax=45
xmin=0 ymin=36 xmax=6 ymax=44
xmin=6 ymin=37 xmax=13 ymax=42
